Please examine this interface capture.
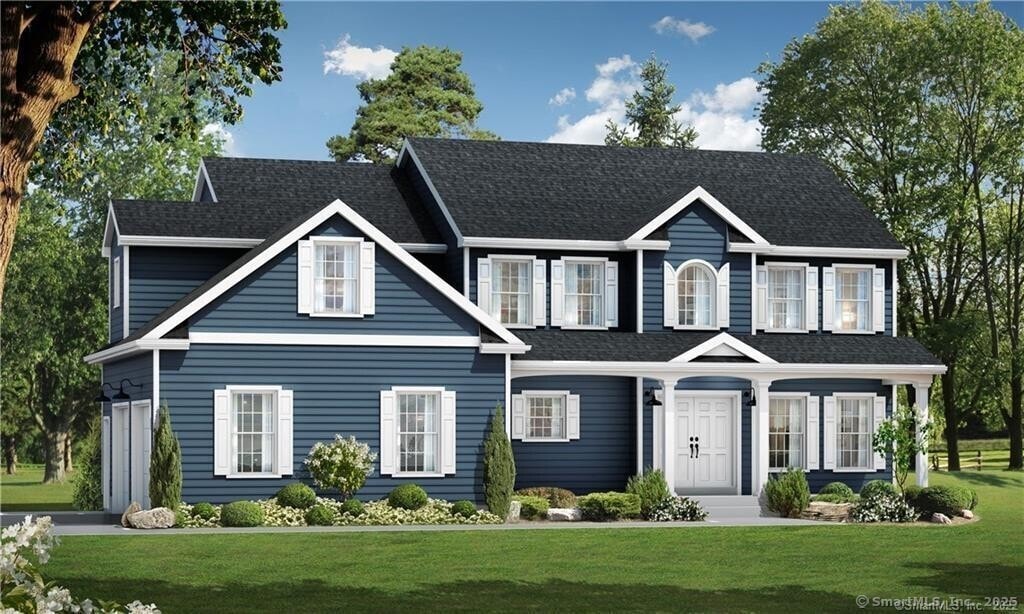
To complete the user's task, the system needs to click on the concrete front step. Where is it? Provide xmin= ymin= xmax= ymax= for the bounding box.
xmin=689 ymin=496 xmax=767 ymax=519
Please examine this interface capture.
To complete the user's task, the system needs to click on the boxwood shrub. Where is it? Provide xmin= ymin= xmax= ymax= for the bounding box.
xmin=818 ymin=482 xmax=855 ymax=499
xmin=191 ymin=501 xmax=217 ymax=520
xmin=220 ymin=501 xmax=264 ymax=527
xmin=860 ymin=480 xmax=896 ymax=499
xmin=577 ymin=492 xmax=641 ymax=521
xmin=916 ymin=485 xmax=977 ymax=516
xmin=513 ymin=495 xmax=550 ymax=520
xmin=275 ymin=483 xmax=317 ymax=509
xmin=340 ymin=498 xmax=365 ymax=517
xmin=304 ymin=504 xmax=336 ymax=526
xmin=514 ymin=486 xmax=577 ymax=508
xmin=388 ymin=484 xmax=428 ymax=510
xmin=764 ymin=468 xmax=810 ymax=518
xmin=451 ymin=500 xmax=477 ymax=518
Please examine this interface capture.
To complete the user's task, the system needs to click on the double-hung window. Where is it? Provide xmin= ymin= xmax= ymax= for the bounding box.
xmin=397 ymin=390 xmax=441 ymax=474
xmin=491 ymin=258 xmax=532 ymax=326
xmin=836 ymin=397 xmax=873 ymax=470
xmin=835 ymin=267 xmax=871 ymax=332
xmin=564 ymin=261 xmax=604 ymax=327
xmin=527 ymin=394 xmax=566 ymax=440
xmin=767 ymin=266 xmax=805 ymax=330
xmin=314 ymin=240 xmax=358 ymax=315
xmin=769 ymin=397 xmax=806 ymax=470
xmin=231 ymin=390 xmax=276 ymax=475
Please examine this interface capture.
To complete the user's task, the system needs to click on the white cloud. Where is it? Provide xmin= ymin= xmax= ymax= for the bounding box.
xmin=693 ymin=77 xmax=760 ymax=113
xmin=201 ymin=122 xmax=239 ymax=156
xmin=547 ymin=55 xmax=640 ymax=144
xmin=652 ymin=17 xmax=716 ymax=43
xmin=323 ymin=35 xmax=397 ymax=81
xmin=549 ymin=87 xmax=576 ymax=106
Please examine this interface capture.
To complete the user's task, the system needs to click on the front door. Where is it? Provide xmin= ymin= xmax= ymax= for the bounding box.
xmin=674 ymin=395 xmax=735 ymax=493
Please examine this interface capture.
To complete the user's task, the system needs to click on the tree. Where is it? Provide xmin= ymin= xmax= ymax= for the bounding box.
xmin=873 ymin=402 xmax=932 ymax=495
xmin=992 ymin=178 xmax=1024 ymax=468
xmin=0 ymin=2 xmax=286 ymax=302
xmin=605 ymin=55 xmax=697 ymax=149
xmin=757 ymin=1 xmax=1023 ymax=469
xmin=72 ymin=416 xmax=103 ymax=510
xmin=149 ymin=405 xmax=182 ymax=509
xmin=326 ymin=45 xmax=497 ymax=163
xmin=482 ymin=404 xmax=515 ymax=518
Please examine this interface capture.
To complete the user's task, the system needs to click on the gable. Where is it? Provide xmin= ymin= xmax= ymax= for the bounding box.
xmin=629 ymin=186 xmax=767 ymax=246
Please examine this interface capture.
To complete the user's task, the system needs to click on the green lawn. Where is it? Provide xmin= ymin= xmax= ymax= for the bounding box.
xmin=0 ymin=464 xmax=76 ymax=511
xmin=42 ymin=471 xmax=1024 ymax=613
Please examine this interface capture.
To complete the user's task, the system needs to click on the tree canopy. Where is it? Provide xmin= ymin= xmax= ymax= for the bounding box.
xmin=605 ymin=55 xmax=697 ymax=149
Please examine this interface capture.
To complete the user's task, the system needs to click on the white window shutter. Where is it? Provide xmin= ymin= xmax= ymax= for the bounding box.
xmin=213 ymin=389 xmax=230 ymax=476
xmin=510 ymin=394 xmax=525 ymax=440
xmin=822 ymin=267 xmax=835 ymax=331
xmin=550 ymin=260 xmax=565 ymax=327
xmin=277 ymin=389 xmax=294 ymax=476
xmin=806 ymin=396 xmax=820 ymax=470
xmin=379 ymin=390 xmax=397 ymax=476
xmin=823 ymin=396 xmax=836 ymax=470
xmin=873 ymin=395 xmax=886 ymax=470
xmin=297 ymin=240 xmax=314 ymax=314
xmin=477 ymin=257 xmax=492 ymax=315
xmin=113 ymin=257 xmax=121 ymax=308
xmin=872 ymin=267 xmax=886 ymax=333
xmin=717 ymin=263 xmax=730 ymax=329
xmin=663 ymin=262 xmax=678 ymax=328
xmin=441 ymin=390 xmax=457 ymax=475
xmin=359 ymin=242 xmax=375 ymax=316
xmin=604 ymin=261 xmax=618 ymax=328
xmin=755 ymin=265 xmax=768 ymax=330
xmin=101 ymin=416 xmax=110 ymax=511
xmin=567 ymin=394 xmax=581 ymax=440
xmin=533 ymin=259 xmax=547 ymax=327
xmin=806 ymin=266 xmax=819 ymax=331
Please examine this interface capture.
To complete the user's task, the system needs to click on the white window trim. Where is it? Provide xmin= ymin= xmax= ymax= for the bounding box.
xmin=112 ymin=256 xmax=121 ymax=309
xmin=560 ymin=256 xmax=609 ymax=330
xmin=767 ymin=393 xmax=811 ymax=473
xmin=391 ymin=386 xmax=447 ymax=478
xmin=673 ymin=259 xmax=719 ymax=331
xmin=488 ymin=254 xmax=537 ymax=330
xmin=832 ymin=392 xmax=876 ymax=472
xmin=830 ymin=264 xmax=875 ymax=335
xmin=225 ymin=385 xmax=282 ymax=479
xmin=764 ymin=262 xmax=810 ymax=333
xmin=521 ymin=390 xmax=571 ymax=443
xmin=308 ymin=236 xmax=364 ymax=318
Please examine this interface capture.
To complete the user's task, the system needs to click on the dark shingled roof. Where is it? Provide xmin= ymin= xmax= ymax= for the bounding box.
xmin=512 ymin=330 xmax=941 ymax=365
xmin=112 ymin=159 xmax=440 ymax=244
xmin=406 ymin=137 xmax=904 ymax=249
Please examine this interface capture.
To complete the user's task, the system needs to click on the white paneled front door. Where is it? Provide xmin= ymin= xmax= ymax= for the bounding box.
xmin=674 ymin=394 xmax=737 ymax=494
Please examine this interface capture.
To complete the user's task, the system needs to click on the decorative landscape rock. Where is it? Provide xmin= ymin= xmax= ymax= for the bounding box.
xmin=960 ymin=510 xmax=974 ymax=519
xmin=128 ymin=507 xmax=176 ymax=529
xmin=120 ymin=501 xmax=141 ymax=527
xmin=931 ymin=512 xmax=952 ymax=525
xmin=800 ymin=501 xmax=854 ymax=522
xmin=506 ymin=500 xmax=521 ymax=522
xmin=547 ymin=507 xmax=581 ymax=521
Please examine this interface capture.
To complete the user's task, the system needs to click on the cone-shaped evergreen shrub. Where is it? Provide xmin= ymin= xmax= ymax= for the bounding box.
xmin=483 ymin=405 xmax=515 ymax=518
xmin=72 ymin=417 xmax=103 ymax=510
xmin=149 ymin=404 xmax=182 ymax=509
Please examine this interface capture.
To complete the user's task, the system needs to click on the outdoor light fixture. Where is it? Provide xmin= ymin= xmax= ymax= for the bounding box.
xmin=745 ymin=388 xmax=757 ymax=407
xmin=98 ymin=379 xmax=143 ymax=402
xmin=644 ymin=389 xmax=663 ymax=407
xmin=94 ymin=383 xmax=115 ymax=403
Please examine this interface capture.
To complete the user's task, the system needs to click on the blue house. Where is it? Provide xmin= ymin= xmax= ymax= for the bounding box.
xmin=86 ymin=138 xmax=945 ymax=511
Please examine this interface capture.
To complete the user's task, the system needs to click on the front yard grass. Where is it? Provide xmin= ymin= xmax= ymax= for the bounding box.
xmin=45 ymin=471 xmax=1023 ymax=613
xmin=0 ymin=464 xmax=76 ymax=511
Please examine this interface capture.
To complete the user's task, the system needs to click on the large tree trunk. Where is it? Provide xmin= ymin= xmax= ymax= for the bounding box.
xmin=1009 ymin=373 xmax=1023 ymax=470
xmin=62 ymin=431 xmax=72 ymax=473
xmin=3 ymin=435 xmax=16 ymax=475
xmin=941 ymin=370 xmax=961 ymax=471
xmin=42 ymin=428 xmax=67 ymax=483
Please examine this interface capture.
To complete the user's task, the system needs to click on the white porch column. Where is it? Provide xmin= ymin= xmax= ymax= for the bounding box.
xmin=914 ymin=383 xmax=931 ymax=487
xmin=636 ymin=377 xmax=644 ymax=475
xmin=753 ymin=379 xmax=773 ymax=495
xmin=660 ymin=377 xmax=680 ymax=492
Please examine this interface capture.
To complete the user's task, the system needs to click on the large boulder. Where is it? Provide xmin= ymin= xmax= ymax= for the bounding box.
xmin=547 ymin=508 xmax=581 ymax=522
xmin=120 ymin=501 xmax=141 ymax=527
xmin=506 ymin=500 xmax=521 ymax=522
xmin=128 ymin=507 xmax=176 ymax=529
xmin=931 ymin=512 xmax=953 ymax=525
xmin=960 ymin=509 xmax=974 ymax=519
xmin=800 ymin=501 xmax=854 ymax=522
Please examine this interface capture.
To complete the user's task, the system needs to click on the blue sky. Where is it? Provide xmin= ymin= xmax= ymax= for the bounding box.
xmin=213 ymin=1 xmax=1022 ymax=160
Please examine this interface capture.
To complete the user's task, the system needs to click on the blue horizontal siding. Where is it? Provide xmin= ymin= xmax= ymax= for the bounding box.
xmin=191 ymin=216 xmax=477 ymax=335
xmin=160 ymin=344 xmax=505 ymax=504
xmin=511 ymin=375 xmax=636 ymax=494
xmin=405 ymin=162 xmax=462 ymax=290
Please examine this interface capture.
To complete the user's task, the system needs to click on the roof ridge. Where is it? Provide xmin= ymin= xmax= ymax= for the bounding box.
xmin=407 ymin=136 xmax=815 ymax=158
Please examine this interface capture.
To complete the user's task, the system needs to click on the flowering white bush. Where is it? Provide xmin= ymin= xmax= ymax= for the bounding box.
xmin=305 ymin=435 xmax=376 ymax=497
xmin=648 ymin=496 xmax=708 ymax=522
xmin=1 ymin=515 xmax=160 ymax=613
xmin=851 ymin=492 xmax=918 ymax=523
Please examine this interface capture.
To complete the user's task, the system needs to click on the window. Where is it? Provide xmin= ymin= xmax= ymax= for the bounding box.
xmin=677 ymin=264 xmax=714 ymax=327
xmin=397 ymin=391 xmax=440 ymax=474
xmin=491 ymin=259 xmax=531 ymax=326
xmin=837 ymin=397 xmax=872 ymax=470
xmin=564 ymin=261 xmax=604 ymax=327
xmin=112 ymin=257 xmax=121 ymax=308
xmin=835 ymin=268 xmax=871 ymax=332
xmin=231 ymin=390 xmax=276 ymax=474
xmin=769 ymin=397 xmax=805 ymax=470
xmin=314 ymin=241 xmax=358 ymax=314
xmin=768 ymin=267 xmax=805 ymax=330
xmin=527 ymin=395 xmax=566 ymax=440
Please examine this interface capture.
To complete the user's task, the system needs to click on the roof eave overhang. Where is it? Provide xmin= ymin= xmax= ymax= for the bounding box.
xmin=729 ymin=243 xmax=910 ymax=260
xmin=462 ymin=237 xmax=669 ymax=252
xmin=84 ymin=339 xmax=190 ymax=365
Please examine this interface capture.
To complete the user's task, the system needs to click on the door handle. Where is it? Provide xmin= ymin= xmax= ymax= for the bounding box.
xmin=694 ymin=436 xmax=700 ymax=458
xmin=688 ymin=436 xmax=695 ymax=458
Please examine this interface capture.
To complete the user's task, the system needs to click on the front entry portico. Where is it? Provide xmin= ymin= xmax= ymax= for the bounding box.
xmin=672 ymin=393 xmax=739 ymax=494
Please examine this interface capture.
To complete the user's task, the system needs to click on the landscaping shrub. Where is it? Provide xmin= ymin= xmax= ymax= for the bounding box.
xmin=220 ymin=501 xmax=264 ymax=527
xmin=916 ymin=485 xmax=976 ymax=516
xmin=483 ymin=405 xmax=516 ymax=517
xmin=764 ymin=468 xmax=810 ymax=518
xmin=958 ymin=486 xmax=979 ymax=511
xmin=818 ymin=482 xmax=855 ymax=499
xmin=649 ymin=496 xmax=708 ymax=521
xmin=577 ymin=492 xmax=641 ymax=521
xmin=191 ymin=502 xmax=217 ymax=520
xmin=149 ymin=404 xmax=182 ymax=510
xmin=388 ymin=484 xmax=429 ymax=510
xmin=852 ymin=491 xmax=917 ymax=523
xmin=275 ymin=482 xmax=317 ymax=509
xmin=513 ymin=495 xmax=550 ymax=520
xmin=304 ymin=504 xmax=336 ymax=526
xmin=626 ymin=469 xmax=672 ymax=519
xmin=451 ymin=500 xmax=477 ymax=518
xmin=71 ymin=417 xmax=103 ymax=511
xmin=340 ymin=498 xmax=365 ymax=517
xmin=812 ymin=493 xmax=858 ymax=504
xmin=514 ymin=486 xmax=577 ymax=508
xmin=903 ymin=484 xmax=922 ymax=508
xmin=305 ymin=435 xmax=376 ymax=497
xmin=860 ymin=479 xmax=896 ymax=500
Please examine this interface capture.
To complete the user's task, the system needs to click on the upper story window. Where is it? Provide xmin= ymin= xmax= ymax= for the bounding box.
xmin=835 ymin=267 xmax=871 ymax=332
xmin=315 ymin=241 xmax=358 ymax=314
xmin=492 ymin=258 xmax=532 ymax=326
xmin=564 ymin=260 xmax=604 ymax=327
xmin=767 ymin=266 xmax=805 ymax=331
xmin=678 ymin=263 xmax=715 ymax=328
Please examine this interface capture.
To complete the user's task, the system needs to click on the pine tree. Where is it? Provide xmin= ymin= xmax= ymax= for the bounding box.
xmin=605 ymin=55 xmax=698 ymax=149
xmin=71 ymin=417 xmax=103 ymax=511
xmin=149 ymin=404 xmax=182 ymax=510
xmin=483 ymin=405 xmax=516 ymax=517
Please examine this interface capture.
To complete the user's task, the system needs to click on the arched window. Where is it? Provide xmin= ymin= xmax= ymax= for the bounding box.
xmin=677 ymin=263 xmax=715 ymax=327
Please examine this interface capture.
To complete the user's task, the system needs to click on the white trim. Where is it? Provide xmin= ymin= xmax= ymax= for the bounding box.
xmin=750 ymin=253 xmax=756 ymax=335
xmin=385 ymin=385 xmax=454 ymax=477
xmin=113 ymin=234 xmax=445 ymax=253
xmin=84 ymin=339 xmax=191 ymax=365
xmin=832 ymin=393 xmax=880 ymax=472
xmin=188 ymin=332 xmax=481 ymax=347
xmin=462 ymin=247 xmax=470 ymax=297
xmin=660 ymin=390 xmax=743 ymax=496
xmin=670 ymin=259 xmax=721 ymax=331
xmin=670 ymin=332 xmax=777 ymax=364
xmin=190 ymin=159 xmax=217 ymax=202
xmin=152 ymin=349 xmax=160 ymax=417
xmin=729 ymin=243 xmax=909 ymax=259
xmin=891 ymin=259 xmax=898 ymax=337
xmin=224 ymin=385 xmax=284 ymax=479
xmin=628 ymin=186 xmax=769 ymax=246
xmin=635 ymin=250 xmax=644 ymax=333
xmin=560 ymin=256 xmax=610 ymax=330
xmin=766 ymin=392 xmax=811 ymax=472
xmin=138 ymin=198 xmax=524 ymax=347
xmin=112 ymin=256 xmax=121 ymax=309
xmin=763 ymin=262 xmax=811 ymax=333
xmin=636 ymin=377 xmax=643 ymax=474
xmin=504 ymin=354 xmax=512 ymax=439
xmin=400 ymin=243 xmax=448 ymax=254
xmin=304 ymin=235 xmax=364 ymax=318
xmin=102 ymin=204 xmax=118 ymax=257
xmin=461 ymin=236 xmax=670 ymax=252
xmin=480 ymin=343 xmax=531 ymax=354
xmin=483 ymin=254 xmax=542 ymax=329
xmin=829 ymin=264 xmax=877 ymax=335
xmin=515 ymin=390 xmax=578 ymax=442
xmin=399 ymin=141 xmax=464 ymax=246
xmin=121 ymin=247 xmax=130 ymax=338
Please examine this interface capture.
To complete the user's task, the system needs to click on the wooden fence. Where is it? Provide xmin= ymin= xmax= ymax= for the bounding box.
xmin=930 ymin=450 xmax=984 ymax=471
